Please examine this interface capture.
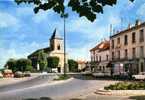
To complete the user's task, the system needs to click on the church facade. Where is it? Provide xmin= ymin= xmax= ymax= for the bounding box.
xmin=28 ymin=29 xmax=68 ymax=73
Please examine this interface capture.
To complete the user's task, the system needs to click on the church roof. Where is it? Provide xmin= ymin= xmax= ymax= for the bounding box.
xmin=50 ymin=28 xmax=62 ymax=40
xmin=28 ymin=47 xmax=51 ymax=59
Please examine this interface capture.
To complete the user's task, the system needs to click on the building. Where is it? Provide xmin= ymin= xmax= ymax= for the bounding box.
xmin=28 ymin=29 xmax=68 ymax=73
xmin=90 ymin=40 xmax=111 ymax=74
xmin=77 ymin=60 xmax=86 ymax=71
xmin=110 ymin=20 xmax=145 ymax=75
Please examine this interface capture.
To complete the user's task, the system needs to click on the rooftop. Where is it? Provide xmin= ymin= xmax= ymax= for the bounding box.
xmin=111 ymin=20 xmax=145 ymax=38
xmin=90 ymin=40 xmax=110 ymax=52
xmin=50 ymin=28 xmax=62 ymax=40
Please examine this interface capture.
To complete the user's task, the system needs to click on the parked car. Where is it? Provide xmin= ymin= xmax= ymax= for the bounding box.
xmin=3 ymin=69 xmax=14 ymax=78
xmin=24 ymin=71 xmax=31 ymax=77
xmin=42 ymin=71 xmax=47 ymax=75
xmin=92 ymin=72 xmax=105 ymax=77
xmin=0 ymin=72 xmax=3 ymax=78
xmin=132 ymin=72 xmax=145 ymax=80
xmin=14 ymin=71 xmax=24 ymax=78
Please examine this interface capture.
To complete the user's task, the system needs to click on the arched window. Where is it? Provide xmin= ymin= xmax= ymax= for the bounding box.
xmin=57 ymin=45 xmax=60 ymax=50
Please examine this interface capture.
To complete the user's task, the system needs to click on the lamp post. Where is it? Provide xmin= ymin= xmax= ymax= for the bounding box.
xmin=61 ymin=9 xmax=68 ymax=75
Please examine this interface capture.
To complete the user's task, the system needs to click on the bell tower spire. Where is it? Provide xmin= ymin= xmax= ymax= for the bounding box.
xmin=50 ymin=28 xmax=63 ymax=51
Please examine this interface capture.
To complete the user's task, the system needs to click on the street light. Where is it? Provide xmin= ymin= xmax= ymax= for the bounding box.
xmin=61 ymin=9 xmax=68 ymax=75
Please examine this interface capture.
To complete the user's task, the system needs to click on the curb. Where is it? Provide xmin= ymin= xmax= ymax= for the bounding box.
xmin=95 ymin=89 xmax=145 ymax=96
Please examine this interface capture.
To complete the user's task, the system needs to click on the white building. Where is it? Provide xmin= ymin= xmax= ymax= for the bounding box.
xmin=90 ymin=40 xmax=111 ymax=74
xmin=110 ymin=20 xmax=145 ymax=75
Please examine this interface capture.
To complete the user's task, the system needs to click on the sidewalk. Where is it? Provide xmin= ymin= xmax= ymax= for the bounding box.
xmin=95 ymin=89 xmax=145 ymax=96
xmin=0 ymin=77 xmax=36 ymax=86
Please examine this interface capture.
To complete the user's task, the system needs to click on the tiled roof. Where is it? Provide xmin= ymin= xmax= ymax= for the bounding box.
xmin=77 ymin=60 xmax=86 ymax=64
xmin=90 ymin=42 xmax=102 ymax=51
xmin=90 ymin=40 xmax=110 ymax=52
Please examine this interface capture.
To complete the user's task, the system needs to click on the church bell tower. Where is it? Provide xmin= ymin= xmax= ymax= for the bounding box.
xmin=50 ymin=28 xmax=63 ymax=52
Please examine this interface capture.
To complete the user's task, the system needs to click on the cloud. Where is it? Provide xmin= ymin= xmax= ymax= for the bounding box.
xmin=108 ymin=15 xmax=121 ymax=26
xmin=0 ymin=12 xmax=20 ymax=28
xmin=67 ymin=42 xmax=94 ymax=61
xmin=0 ymin=48 xmax=29 ymax=68
xmin=0 ymin=41 xmax=48 ymax=68
xmin=32 ymin=10 xmax=55 ymax=23
xmin=137 ymin=3 xmax=145 ymax=19
xmin=16 ymin=6 xmax=34 ymax=17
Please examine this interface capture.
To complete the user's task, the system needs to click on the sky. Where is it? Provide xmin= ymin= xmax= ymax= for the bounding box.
xmin=0 ymin=0 xmax=145 ymax=68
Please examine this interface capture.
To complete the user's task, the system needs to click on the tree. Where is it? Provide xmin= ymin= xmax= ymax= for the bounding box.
xmin=37 ymin=50 xmax=48 ymax=71
xmin=25 ymin=65 xmax=33 ymax=71
xmin=68 ymin=59 xmax=78 ymax=72
xmin=5 ymin=58 xmax=17 ymax=72
xmin=16 ymin=58 xmax=32 ymax=72
xmin=15 ymin=0 xmax=134 ymax=22
xmin=47 ymin=57 xmax=59 ymax=68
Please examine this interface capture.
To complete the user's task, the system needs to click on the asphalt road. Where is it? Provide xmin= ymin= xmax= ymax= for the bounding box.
xmin=0 ymin=74 xmax=131 ymax=100
xmin=0 ymin=74 xmax=57 ymax=93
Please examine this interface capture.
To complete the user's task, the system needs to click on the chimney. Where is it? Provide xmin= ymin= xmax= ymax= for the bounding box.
xmin=135 ymin=19 xmax=141 ymax=26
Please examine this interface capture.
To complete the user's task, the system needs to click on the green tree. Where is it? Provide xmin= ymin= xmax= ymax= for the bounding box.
xmin=37 ymin=50 xmax=48 ymax=71
xmin=68 ymin=59 xmax=78 ymax=72
xmin=16 ymin=58 xmax=32 ymax=72
xmin=15 ymin=0 xmax=134 ymax=22
xmin=25 ymin=65 xmax=33 ymax=71
xmin=47 ymin=57 xmax=59 ymax=68
xmin=6 ymin=58 xmax=17 ymax=72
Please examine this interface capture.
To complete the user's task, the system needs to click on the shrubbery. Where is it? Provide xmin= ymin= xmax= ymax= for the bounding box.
xmin=5 ymin=58 xmax=33 ymax=72
xmin=104 ymin=82 xmax=145 ymax=90
xmin=54 ymin=74 xmax=70 ymax=80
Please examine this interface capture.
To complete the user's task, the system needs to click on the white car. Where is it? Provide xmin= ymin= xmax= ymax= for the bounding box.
xmin=132 ymin=72 xmax=145 ymax=80
xmin=92 ymin=72 xmax=105 ymax=77
xmin=42 ymin=71 xmax=47 ymax=75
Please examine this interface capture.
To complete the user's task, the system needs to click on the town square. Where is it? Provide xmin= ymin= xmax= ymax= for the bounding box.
xmin=0 ymin=0 xmax=145 ymax=100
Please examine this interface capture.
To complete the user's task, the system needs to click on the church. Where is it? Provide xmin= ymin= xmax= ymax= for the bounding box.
xmin=28 ymin=29 xmax=68 ymax=73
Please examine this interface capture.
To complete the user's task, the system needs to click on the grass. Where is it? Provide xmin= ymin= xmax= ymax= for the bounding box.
xmin=104 ymin=82 xmax=145 ymax=90
xmin=53 ymin=74 xmax=70 ymax=80
xmin=129 ymin=95 xmax=145 ymax=100
xmin=70 ymin=99 xmax=83 ymax=100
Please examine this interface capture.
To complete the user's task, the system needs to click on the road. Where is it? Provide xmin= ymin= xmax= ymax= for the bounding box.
xmin=0 ymin=74 xmax=131 ymax=100
xmin=0 ymin=74 xmax=57 ymax=93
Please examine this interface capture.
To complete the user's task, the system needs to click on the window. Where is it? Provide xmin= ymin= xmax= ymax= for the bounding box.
xmin=141 ymin=62 xmax=144 ymax=72
xmin=132 ymin=48 xmax=136 ymax=58
xmin=117 ymin=37 xmax=120 ymax=44
xmin=125 ymin=49 xmax=128 ymax=59
xmin=112 ymin=52 xmax=114 ymax=60
xmin=132 ymin=32 xmax=136 ymax=43
xmin=140 ymin=29 xmax=144 ymax=42
xmin=117 ymin=51 xmax=120 ymax=59
xmin=140 ymin=46 xmax=144 ymax=58
xmin=112 ymin=40 xmax=114 ymax=49
xmin=57 ymin=45 xmax=60 ymax=50
xmin=106 ymin=55 xmax=109 ymax=61
xmin=99 ymin=56 xmax=101 ymax=61
xmin=124 ymin=35 xmax=128 ymax=45
xmin=96 ymin=56 xmax=98 ymax=62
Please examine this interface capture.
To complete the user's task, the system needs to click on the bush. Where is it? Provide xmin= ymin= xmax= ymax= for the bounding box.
xmin=104 ymin=82 xmax=145 ymax=90
xmin=53 ymin=74 xmax=70 ymax=80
